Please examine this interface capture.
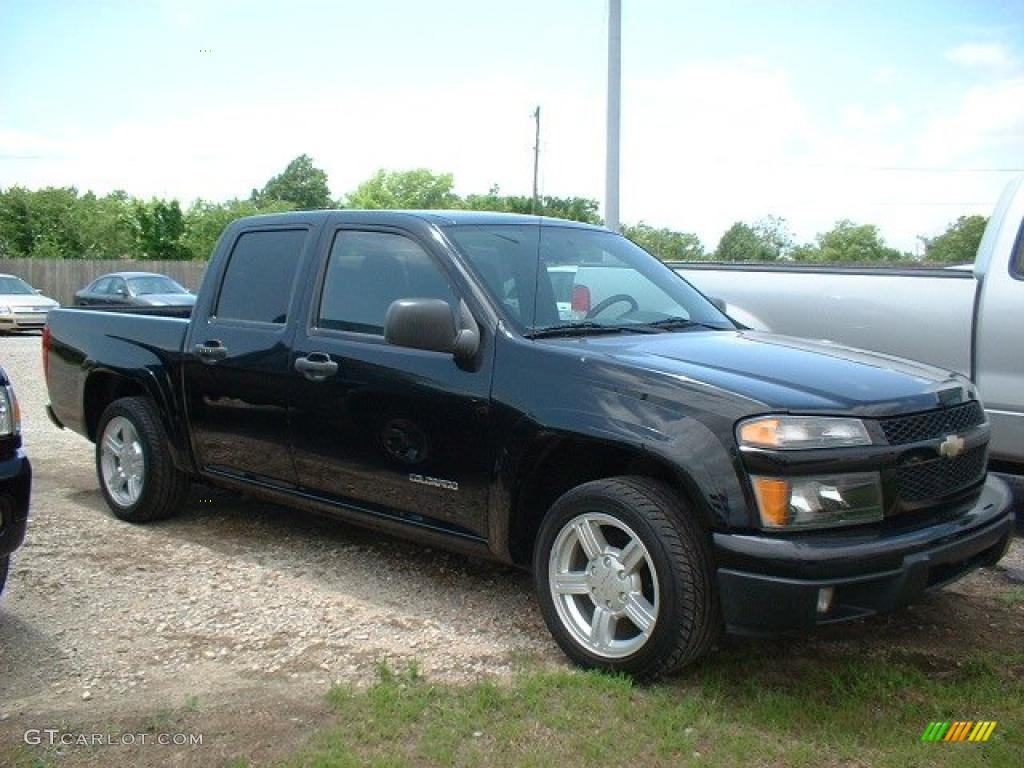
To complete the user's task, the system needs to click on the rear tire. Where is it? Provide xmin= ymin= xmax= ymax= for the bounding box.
xmin=0 ymin=555 xmax=9 ymax=595
xmin=95 ymin=397 xmax=189 ymax=522
xmin=534 ymin=476 xmax=719 ymax=680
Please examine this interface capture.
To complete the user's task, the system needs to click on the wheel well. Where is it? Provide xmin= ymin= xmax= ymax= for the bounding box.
xmin=83 ymin=373 xmax=146 ymax=441
xmin=509 ymin=438 xmax=704 ymax=566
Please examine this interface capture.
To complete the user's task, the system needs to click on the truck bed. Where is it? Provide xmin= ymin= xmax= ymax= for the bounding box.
xmin=672 ymin=262 xmax=976 ymax=376
xmin=45 ymin=308 xmax=190 ymax=438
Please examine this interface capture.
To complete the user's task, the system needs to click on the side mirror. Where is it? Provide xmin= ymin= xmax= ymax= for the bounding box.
xmin=385 ymin=298 xmax=480 ymax=361
xmin=34 ymin=288 xmax=42 ymax=294
xmin=708 ymin=296 xmax=727 ymax=313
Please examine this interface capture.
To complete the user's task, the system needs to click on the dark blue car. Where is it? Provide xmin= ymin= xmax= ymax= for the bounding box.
xmin=0 ymin=365 xmax=30 ymax=596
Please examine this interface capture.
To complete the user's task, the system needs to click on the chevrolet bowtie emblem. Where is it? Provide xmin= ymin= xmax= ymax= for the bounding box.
xmin=939 ymin=434 xmax=965 ymax=459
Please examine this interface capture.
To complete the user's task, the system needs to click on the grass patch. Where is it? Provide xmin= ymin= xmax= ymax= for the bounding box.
xmin=997 ymin=585 xmax=1024 ymax=606
xmin=144 ymin=693 xmax=202 ymax=734
xmin=290 ymin=647 xmax=1023 ymax=768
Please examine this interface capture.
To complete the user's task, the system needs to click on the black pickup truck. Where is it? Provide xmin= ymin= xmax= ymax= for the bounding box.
xmin=44 ymin=211 xmax=1013 ymax=679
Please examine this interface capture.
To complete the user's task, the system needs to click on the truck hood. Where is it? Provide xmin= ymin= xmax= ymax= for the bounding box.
xmin=547 ymin=330 xmax=974 ymax=416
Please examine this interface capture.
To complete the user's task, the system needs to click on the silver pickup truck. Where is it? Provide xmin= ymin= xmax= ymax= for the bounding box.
xmin=674 ymin=175 xmax=1024 ymax=471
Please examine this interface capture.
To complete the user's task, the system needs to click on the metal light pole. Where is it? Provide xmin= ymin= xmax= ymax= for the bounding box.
xmin=605 ymin=0 xmax=621 ymax=232
xmin=532 ymin=106 xmax=541 ymax=214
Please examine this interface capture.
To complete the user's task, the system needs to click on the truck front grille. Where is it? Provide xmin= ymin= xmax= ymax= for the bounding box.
xmin=880 ymin=401 xmax=985 ymax=445
xmin=895 ymin=444 xmax=988 ymax=503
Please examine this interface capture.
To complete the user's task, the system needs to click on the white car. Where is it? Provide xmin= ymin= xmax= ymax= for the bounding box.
xmin=0 ymin=274 xmax=60 ymax=333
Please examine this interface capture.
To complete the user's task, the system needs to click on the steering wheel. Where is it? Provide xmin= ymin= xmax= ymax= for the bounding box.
xmin=586 ymin=293 xmax=639 ymax=320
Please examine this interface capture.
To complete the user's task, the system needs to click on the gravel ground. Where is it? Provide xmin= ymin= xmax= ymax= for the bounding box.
xmin=0 ymin=334 xmax=558 ymax=765
xmin=0 ymin=332 xmax=1020 ymax=766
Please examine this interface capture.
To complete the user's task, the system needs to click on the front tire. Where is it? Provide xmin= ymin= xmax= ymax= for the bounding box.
xmin=96 ymin=396 xmax=189 ymax=522
xmin=534 ymin=476 xmax=718 ymax=680
xmin=0 ymin=555 xmax=8 ymax=595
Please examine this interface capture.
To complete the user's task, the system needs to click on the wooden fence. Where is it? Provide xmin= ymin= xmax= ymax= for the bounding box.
xmin=0 ymin=259 xmax=208 ymax=306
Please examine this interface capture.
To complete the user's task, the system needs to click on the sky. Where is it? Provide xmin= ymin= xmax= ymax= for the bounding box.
xmin=1 ymin=0 xmax=1022 ymax=253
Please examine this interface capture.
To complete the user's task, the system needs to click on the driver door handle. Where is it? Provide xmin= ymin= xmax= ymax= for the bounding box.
xmin=194 ymin=340 xmax=228 ymax=363
xmin=295 ymin=353 xmax=339 ymax=382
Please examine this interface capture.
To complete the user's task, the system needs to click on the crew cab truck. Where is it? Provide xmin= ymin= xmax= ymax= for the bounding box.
xmin=44 ymin=211 xmax=1014 ymax=679
xmin=675 ymin=175 xmax=1024 ymax=473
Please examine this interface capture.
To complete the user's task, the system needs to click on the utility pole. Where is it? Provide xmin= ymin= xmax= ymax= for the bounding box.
xmin=532 ymin=106 xmax=541 ymax=214
xmin=605 ymin=0 xmax=622 ymax=232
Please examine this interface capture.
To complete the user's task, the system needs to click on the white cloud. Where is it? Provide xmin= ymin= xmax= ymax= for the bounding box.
xmin=617 ymin=59 xmax=817 ymax=239
xmin=1 ymin=55 xmax=1019 ymax=256
xmin=946 ymin=42 xmax=1017 ymax=71
xmin=917 ymin=76 xmax=1024 ymax=165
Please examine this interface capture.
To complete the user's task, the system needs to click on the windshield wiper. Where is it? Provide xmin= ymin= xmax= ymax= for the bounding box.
xmin=640 ymin=317 xmax=729 ymax=332
xmin=525 ymin=322 xmax=659 ymax=339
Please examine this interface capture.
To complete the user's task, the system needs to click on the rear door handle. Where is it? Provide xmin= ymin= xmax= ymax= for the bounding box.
xmin=295 ymin=353 xmax=338 ymax=382
xmin=194 ymin=340 xmax=228 ymax=363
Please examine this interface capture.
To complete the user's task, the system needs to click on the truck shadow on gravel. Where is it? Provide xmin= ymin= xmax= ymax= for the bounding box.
xmin=169 ymin=483 xmax=531 ymax=582
xmin=65 ymin=482 xmax=542 ymax=643
xmin=72 ymin=481 xmax=1024 ymax=671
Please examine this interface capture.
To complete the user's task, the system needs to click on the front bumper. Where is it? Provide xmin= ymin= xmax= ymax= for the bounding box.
xmin=0 ymin=449 xmax=31 ymax=558
xmin=0 ymin=312 xmax=49 ymax=331
xmin=713 ymin=475 xmax=1013 ymax=634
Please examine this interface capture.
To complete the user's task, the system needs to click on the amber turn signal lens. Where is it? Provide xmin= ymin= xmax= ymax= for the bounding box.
xmin=739 ymin=418 xmax=780 ymax=448
xmin=752 ymin=476 xmax=790 ymax=527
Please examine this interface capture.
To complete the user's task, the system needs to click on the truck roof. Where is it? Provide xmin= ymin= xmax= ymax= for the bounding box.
xmin=232 ymin=209 xmax=608 ymax=230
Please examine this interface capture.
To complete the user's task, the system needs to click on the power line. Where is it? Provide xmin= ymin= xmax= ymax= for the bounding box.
xmin=1 ymin=151 xmax=1020 ymax=175
xmin=798 ymin=164 xmax=1024 ymax=173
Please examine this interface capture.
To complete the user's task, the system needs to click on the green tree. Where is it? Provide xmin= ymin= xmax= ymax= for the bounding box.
xmin=789 ymin=243 xmax=820 ymax=262
xmin=751 ymin=215 xmax=793 ymax=259
xmin=715 ymin=221 xmax=777 ymax=262
xmin=0 ymin=186 xmax=88 ymax=258
xmin=812 ymin=219 xmax=903 ymax=263
xmin=75 ymin=190 xmax=137 ymax=258
xmin=0 ymin=186 xmax=142 ymax=258
xmin=346 ymin=168 xmax=458 ymax=210
xmin=921 ymin=215 xmax=988 ymax=264
xmin=462 ymin=186 xmax=534 ymax=214
xmin=183 ymin=198 xmax=295 ymax=261
xmin=134 ymin=199 xmax=190 ymax=260
xmin=461 ymin=185 xmax=600 ymax=223
xmin=253 ymin=154 xmax=332 ymax=210
xmin=622 ymin=222 xmax=705 ymax=261
xmin=0 ymin=186 xmax=36 ymax=257
xmin=535 ymin=195 xmax=601 ymax=223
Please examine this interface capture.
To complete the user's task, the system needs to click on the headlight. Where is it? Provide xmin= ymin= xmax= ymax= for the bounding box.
xmin=751 ymin=472 xmax=883 ymax=529
xmin=738 ymin=415 xmax=871 ymax=450
xmin=0 ymin=385 xmax=20 ymax=436
xmin=0 ymin=305 xmax=10 ymax=315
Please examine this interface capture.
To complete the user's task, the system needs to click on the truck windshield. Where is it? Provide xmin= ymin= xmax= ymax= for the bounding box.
xmin=445 ymin=224 xmax=733 ymax=335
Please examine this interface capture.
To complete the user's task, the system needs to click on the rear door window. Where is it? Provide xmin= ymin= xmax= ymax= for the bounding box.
xmin=216 ymin=229 xmax=308 ymax=324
